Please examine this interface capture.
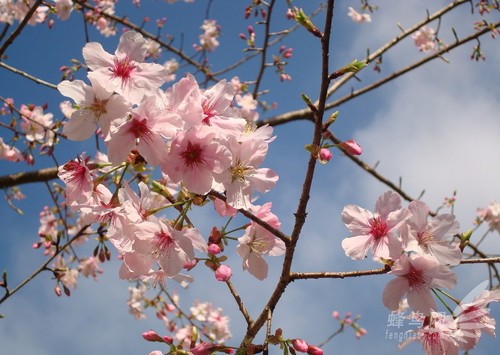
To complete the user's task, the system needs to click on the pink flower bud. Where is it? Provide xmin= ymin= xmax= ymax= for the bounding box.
xmin=292 ymin=339 xmax=309 ymax=352
xmin=307 ymin=345 xmax=324 ymax=355
xmin=215 ymin=264 xmax=232 ymax=282
xmin=338 ymin=139 xmax=362 ymax=155
xmin=318 ymin=148 xmax=332 ymax=163
xmin=142 ymin=330 xmax=164 ymax=342
xmin=208 ymin=244 xmax=221 ymax=255
xmin=54 ymin=285 xmax=62 ymax=297
xmin=162 ymin=335 xmax=173 ymax=344
xmin=332 ymin=310 xmax=340 ymax=319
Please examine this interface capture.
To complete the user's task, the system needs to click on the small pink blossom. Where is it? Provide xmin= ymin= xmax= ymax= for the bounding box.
xmin=399 ymin=312 xmax=464 ymax=354
xmin=20 ymin=104 xmax=53 ymax=142
xmin=162 ymin=125 xmax=232 ymax=194
xmin=106 ymin=94 xmax=181 ymax=166
xmin=78 ymin=257 xmax=103 ymax=280
xmin=400 ymin=200 xmax=462 ymax=266
xmin=383 ymin=254 xmax=456 ymax=315
xmin=83 ymin=31 xmax=167 ymax=104
xmin=412 ymin=26 xmax=437 ymax=52
xmin=58 ymin=154 xmax=95 ymax=206
xmin=477 ymin=201 xmax=500 ymax=233
xmin=341 ymin=191 xmax=411 ymax=260
xmin=58 ymin=76 xmax=130 ymax=140
xmin=217 ymin=136 xmax=278 ymax=210
xmin=456 ymin=289 xmax=500 ymax=350
xmin=195 ymin=19 xmax=220 ymax=52
xmin=347 ymin=7 xmax=371 ymax=23
xmin=237 ymin=203 xmax=285 ymax=280
xmin=54 ymin=0 xmax=73 ymax=20
xmin=0 ymin=137 xmax=24 ymax=162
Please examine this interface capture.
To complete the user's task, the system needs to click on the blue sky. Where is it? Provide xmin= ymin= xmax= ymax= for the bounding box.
xmin=1 ymin=1 xmax=500 ymax=354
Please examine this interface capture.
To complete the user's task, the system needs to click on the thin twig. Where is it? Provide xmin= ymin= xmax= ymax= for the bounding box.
xmin=0 ymin=61 xmax=58 ymax=89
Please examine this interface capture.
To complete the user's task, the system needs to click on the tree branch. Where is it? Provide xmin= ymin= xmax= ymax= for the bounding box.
xmin=0 ymin=167 xmax=59 ymax=189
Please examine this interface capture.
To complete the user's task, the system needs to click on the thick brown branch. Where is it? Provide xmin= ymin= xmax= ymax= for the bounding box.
xmin=240 ymin=0 xmax=336 ymax=349
xmin=0 ymin=167 xmax=59 ymax=189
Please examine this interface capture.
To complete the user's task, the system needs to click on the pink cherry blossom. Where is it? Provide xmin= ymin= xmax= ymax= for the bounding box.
xmin=347 ymin=7 xmax=371 ymax=23
xmin=456 ymin=289 xmax=500 ymax=350
xmin=83 ymin=30 xmax=167 ymax=104
xmin=78 ymin=257 xmax=103 ymax=280
xmin=162 ymin=73 xmax=203 ymax=129
xmin=218 ymin=136 xmax=278 ymax=210
xmin=20 ymin=104 xmax=53 ymax=142
xmin=58 ymin=154 xmax=95 ymax=206
xmin=161 ymin=125 xmax=232 ymax=194
xmin=383 ymin=254 xmax=457 ymax=315
xmin=237 ymin=203 xmax=285 ymax=280
xmin=412 ymin=26 xmax=437 ymax=52
xmin=200 ymin=79 xmax=247 ymax=134
xmin=399 ymin=312 xmax=464 ymax=354
xmin=401 ymin=200 xmax=462 ymax=265
xmin=341 ymin=191 xmax=411 ymax=260
xmin=123 ymin=217 xmax=207 ymax=279
xmin=195 ymin=19 xmax=220 ymax=52
xmin=477 ymin=201 xmax=500 ymax=233
xmin=58 ymin=76 xmax=130 ymax=140
xmin=0 ymin=137 xmax=24 ymax=162
xmin=54 ymin=0 xmax=73 ymax=21
xmin=106 ymin=94 xmax=181 ymax=166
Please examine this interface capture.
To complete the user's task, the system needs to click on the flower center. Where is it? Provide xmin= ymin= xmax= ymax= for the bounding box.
xmin=150 ymin=230 xmax=174 ymax=257
xmin=230 ymin=164 xmax=249 ymax=183
xmin=406 ymin=265 xmax=427 ymax=291
xmin=369 ymin=217 xmax=388 ymax=239
xmin=111 ymin=57 xmax=136 ymax=80
xmin=180 ymin=141 xmax=205 ymax=168
xmin=127 ymin=118 xmax=153 ymax=141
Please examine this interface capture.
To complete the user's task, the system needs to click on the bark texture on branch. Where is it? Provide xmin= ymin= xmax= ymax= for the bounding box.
xmin=0 ymin=167 xmax=58 ymax=189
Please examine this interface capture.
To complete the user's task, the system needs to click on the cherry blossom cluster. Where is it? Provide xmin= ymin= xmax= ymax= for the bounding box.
xmin=56 ymin=30 xmax=282 ymax=289
xmin=347 ymin=7 xmax=372 ymax=24
xmin=130 ymin=286 xmax=232 ymax=351
xmin=341 ymin=190 xmax=500 ymax=353
xmin=412 ymin=26 xmax=437 ymax=53
xmin=0 ymin=98 xmax=59 ymax=164
xmin=476 ymin=201 xmax=500 ymax=233
xmin=193 ymin=19 xmax=221 ymax=52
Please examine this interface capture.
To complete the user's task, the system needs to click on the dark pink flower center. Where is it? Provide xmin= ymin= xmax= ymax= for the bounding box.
xmin=63 ymin=160 xmax=89 ymax=185
xmin=127 ymin=118 xmax=153 ymax=141
xmin=202 ymin=103 xmax=215 ymax=125
xmin=180 ymin=141 xmax=205 ymax=168
xmin=369 ymin=217 xmax=389 ymax=239
xmin=406 ymin=265 xmax=427 ymax=291
xmin=151 ymin=230 xmax=174 ymax=256
xmin=111 ymin=57 xmax=136 ymax=80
